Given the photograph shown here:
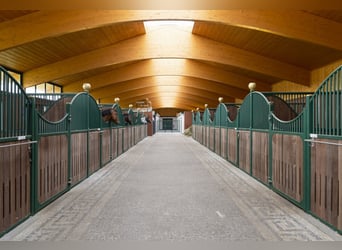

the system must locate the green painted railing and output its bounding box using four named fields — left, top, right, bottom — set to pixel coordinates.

left=310, top=66, right=342, bottom=137
left=28, top=93, right=76, bottom=116
left=263, top=91, right=312, bottom=116
left=0, top=67, right=32, bottom=141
